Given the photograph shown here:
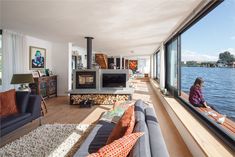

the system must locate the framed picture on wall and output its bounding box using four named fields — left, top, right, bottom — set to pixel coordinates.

left=129, top=60, right=138, bottom=73
left=29, top=46, right=46, bottom=70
